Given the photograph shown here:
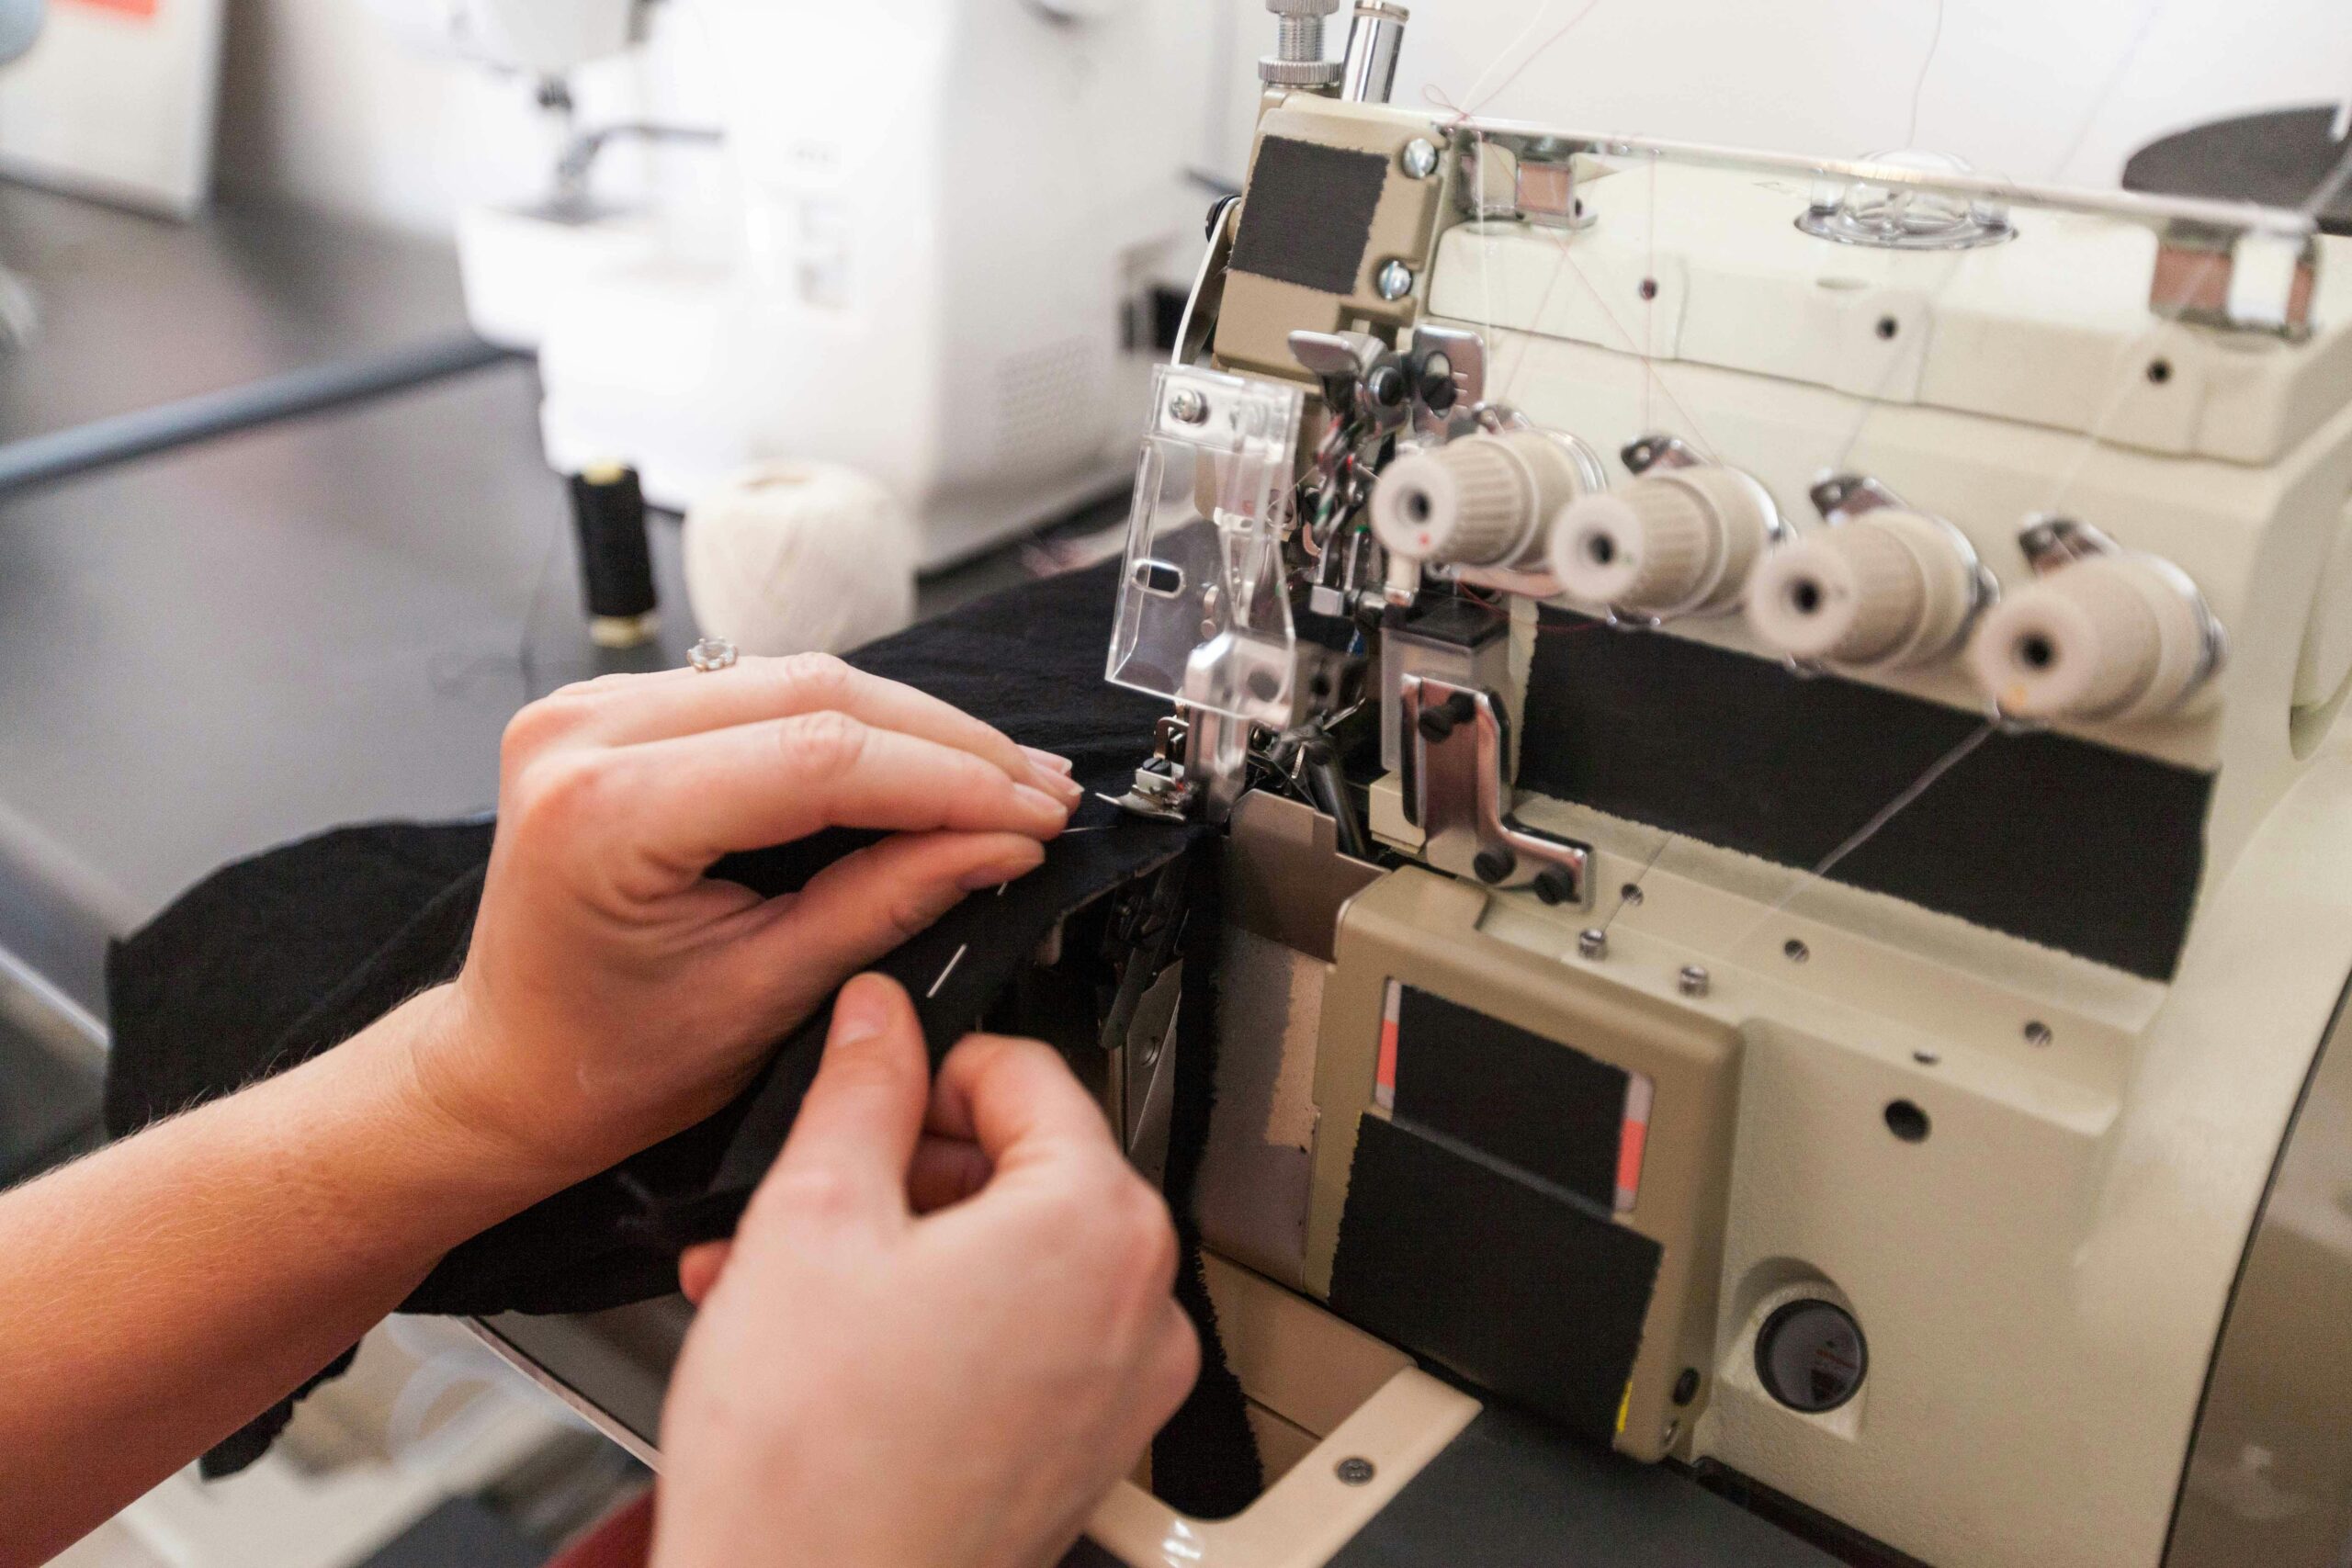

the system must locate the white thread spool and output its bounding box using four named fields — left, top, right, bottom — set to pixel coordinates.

left=682, top=462, right=917, bottom=658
